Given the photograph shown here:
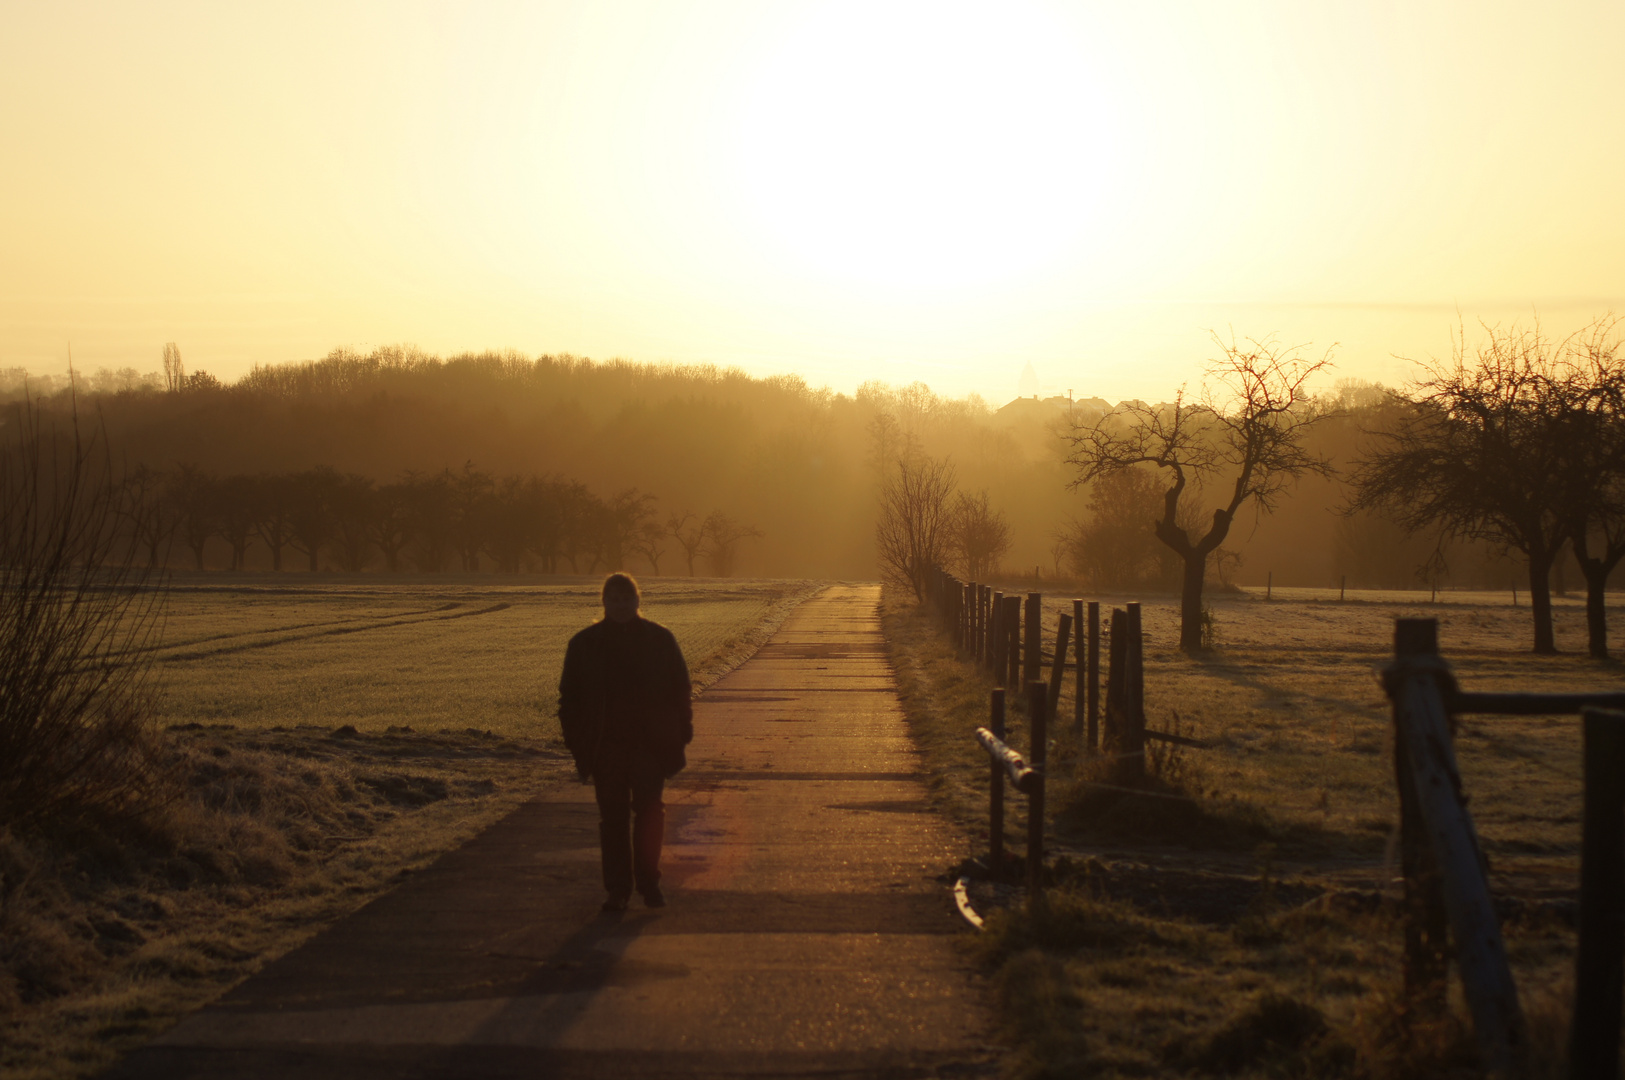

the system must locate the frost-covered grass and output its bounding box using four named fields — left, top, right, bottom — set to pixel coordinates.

left=148, top=574, right=822, bottom=736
